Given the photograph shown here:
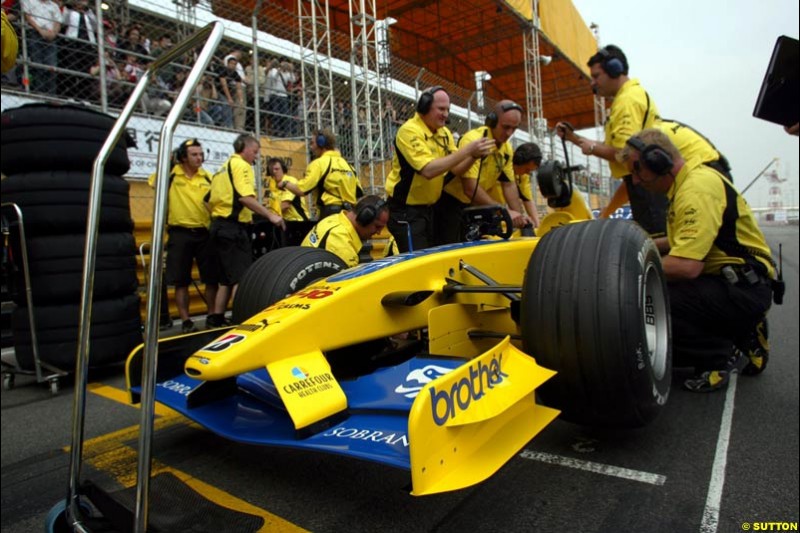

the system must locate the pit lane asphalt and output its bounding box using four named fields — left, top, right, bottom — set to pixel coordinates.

left=2, top=225, right=798, bottom=533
